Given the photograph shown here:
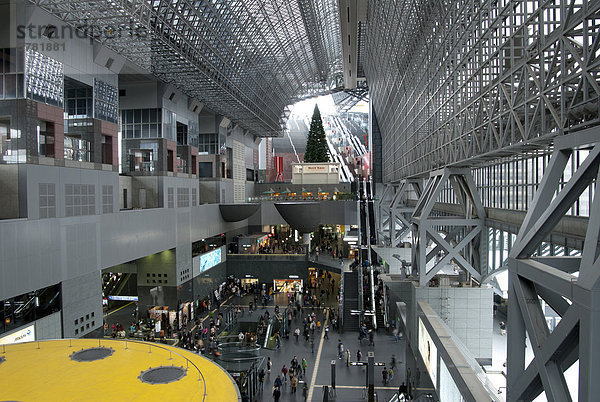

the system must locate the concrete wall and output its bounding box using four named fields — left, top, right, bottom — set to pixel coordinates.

left=20, top=164, right=119, bottom=219
left=61, top=270, right=103, bottom=338
left=0, top=202, right=248, bottom=301
left=35, top=311, right=62, bottom=340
